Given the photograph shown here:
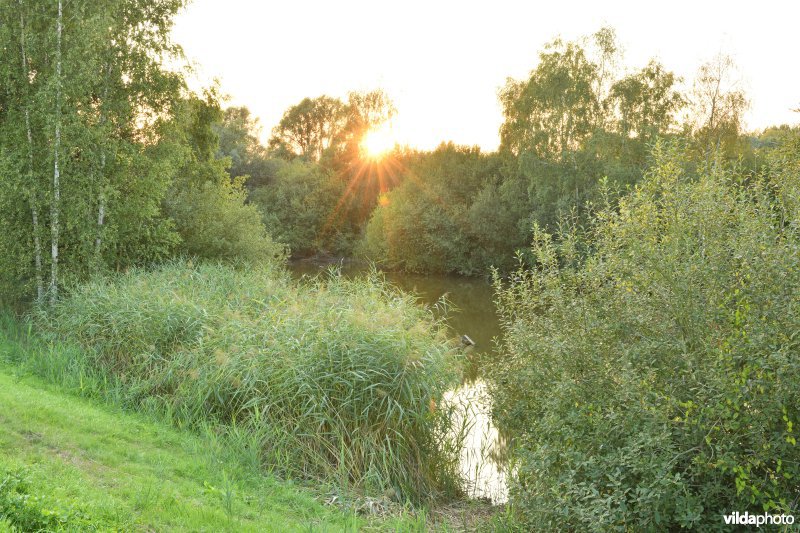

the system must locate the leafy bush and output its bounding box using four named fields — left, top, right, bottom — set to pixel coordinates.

left=36, top=261, right=464, bottom=502
left=360, top=144, right=524, bottom=275
left=168, top=176, right=286, bottom=263
left=249, top=159, right=350, bottom=256
left=490, top=141, right=800, bottom=530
